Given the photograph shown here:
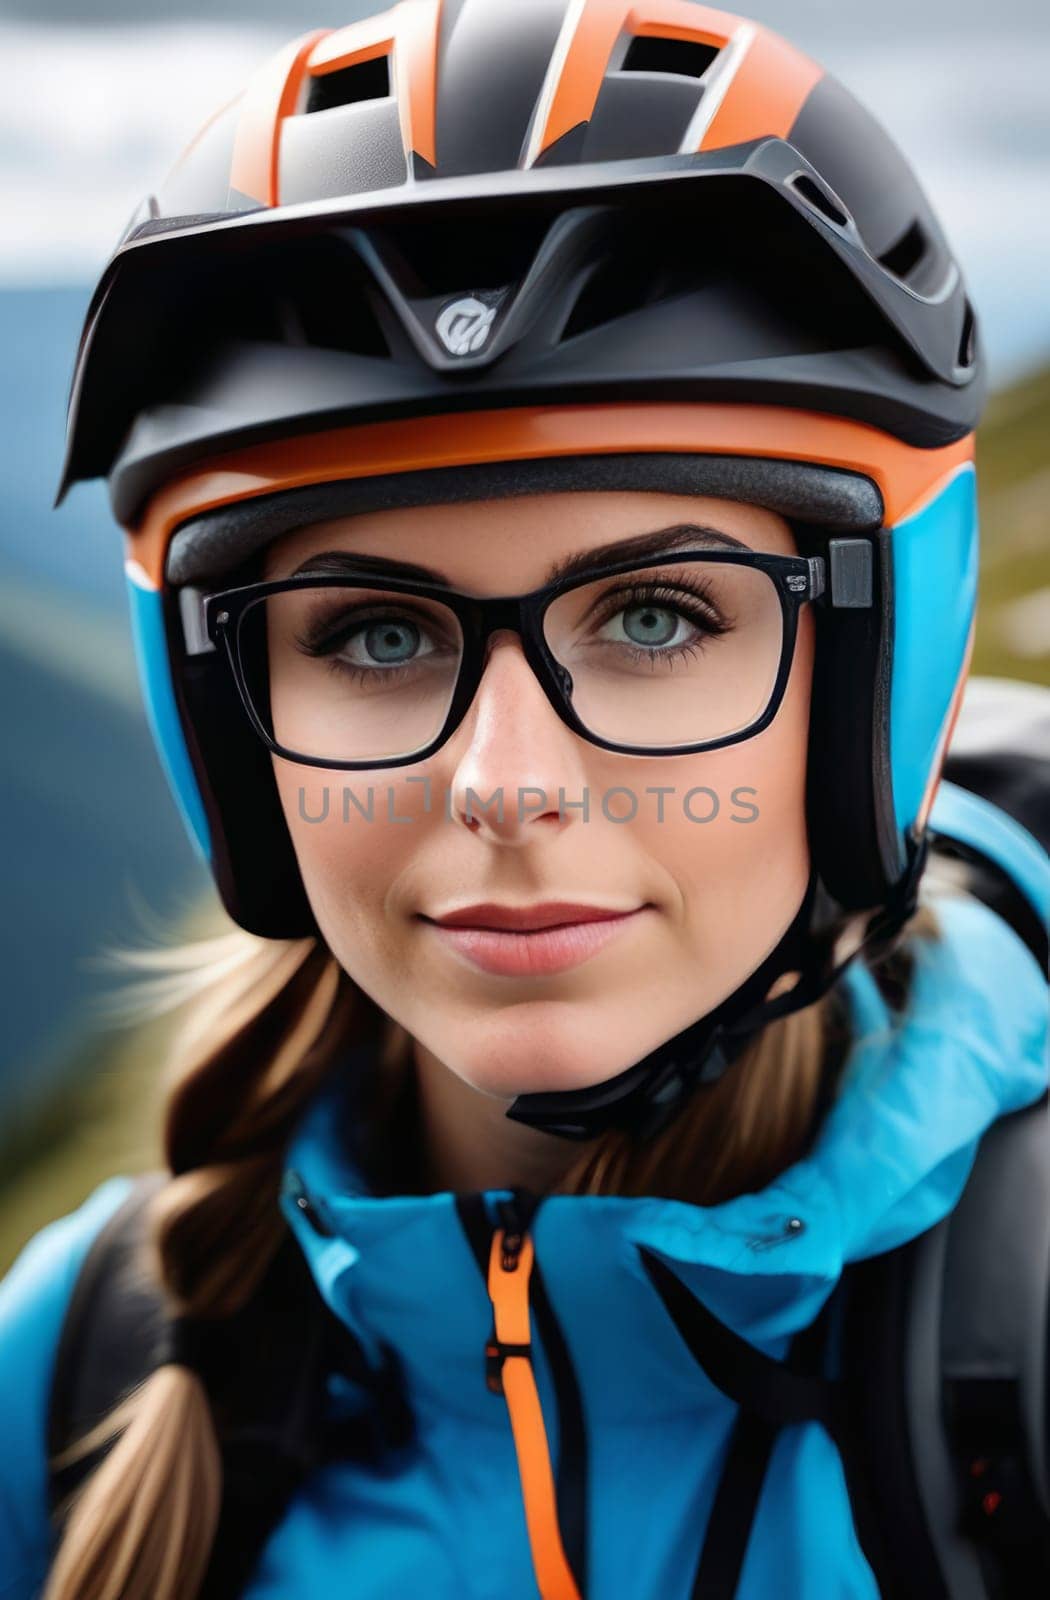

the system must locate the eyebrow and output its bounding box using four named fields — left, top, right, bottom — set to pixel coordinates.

left=285, top=524, right=751, bottom=587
